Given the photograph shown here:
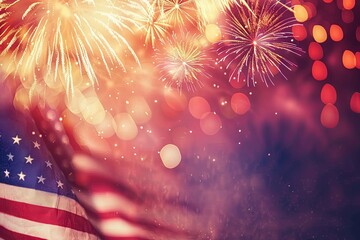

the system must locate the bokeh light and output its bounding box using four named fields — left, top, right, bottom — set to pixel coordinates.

left=126, top=95, right=152, bottom=124
left=312, top=25, right=327, bottom=43
left=200, top=112, right=222, bottom=135
left=308, top=42, right=323, bottom=60
left=350, top=92, right=360, bottom=113
left=205, top=24, right=222, bottom=43
left=321, top=103, right=339, bottom=128
left=343, top=0, right=355, bottom=10
left=312, top=60, right=328, bottom=81
left=292, top=24, right=308, bottom=41
left=294, top=5, right=308, bottom=22
left=356, top=52, right=360, bottom=69
left=231, top=93, right=251, bottom=115
left=114, top=113, right=138, bottom=141
left=329, top=24, right=344, bottom=42
left=164, top=88, right=188, bottom=112
left=342, top=50, right=356, bottom=69
left=189, top=96, right=211, bottom=119
left=321, top=84, right=337, bottom=105
left=341, top=10, right=354, bottom=23
left=160, top=144, right=182, bottom=169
